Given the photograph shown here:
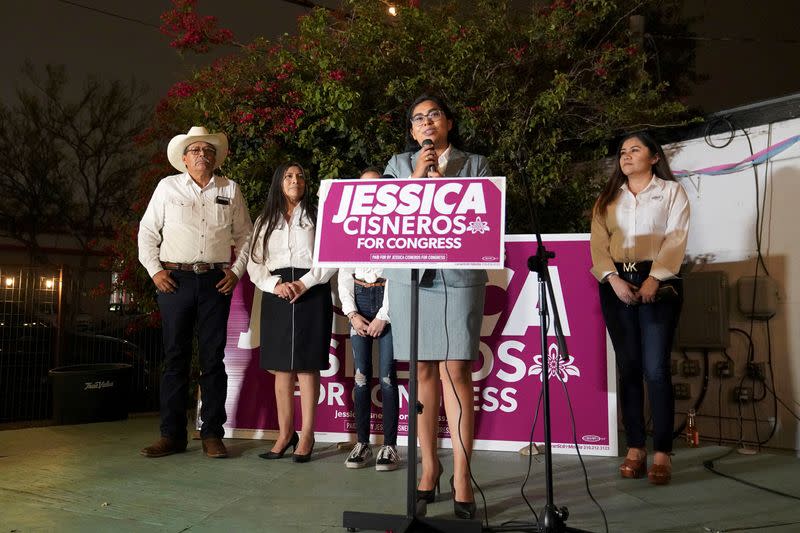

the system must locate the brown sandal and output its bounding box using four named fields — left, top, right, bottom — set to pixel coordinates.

left=648, top=462, right=672, bottom=485
left=619, top=450, right=647, bottom=479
